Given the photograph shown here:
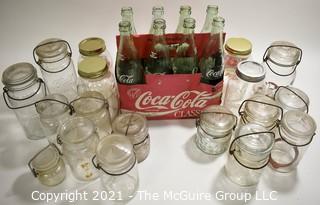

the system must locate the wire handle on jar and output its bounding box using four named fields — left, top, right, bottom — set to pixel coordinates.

left=273, top=86, right=309, bottom=113
left=70, top=96, right=109, bottom=110
left=262, top=45, right=302, bottom=77
left=33, top=39, right=73, bottom=73
left=28, top=143, right=62, bottom=178
left=35, top=98, right=75, bottom=115
left=276, top=124, right=315, bottom=147
left=228, top=131, right=275, bottom=170
left=269, top=138, right=299, bottom=169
